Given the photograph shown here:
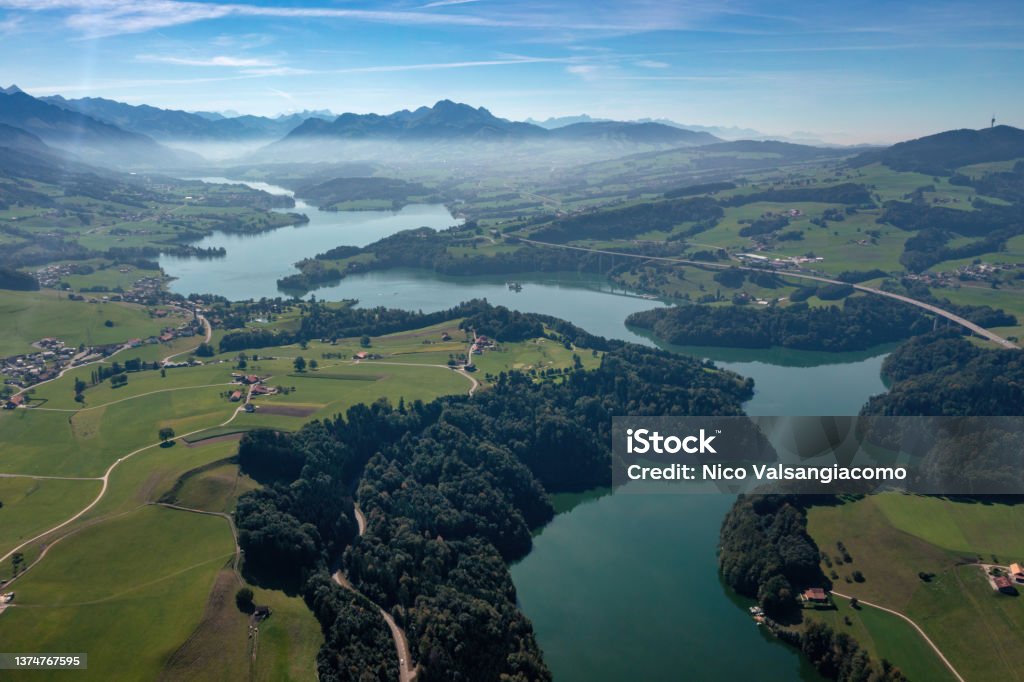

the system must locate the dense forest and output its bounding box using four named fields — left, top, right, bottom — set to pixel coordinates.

left=862, top=330, right=1024, bottom=416
left=0, top=266, right=39, bottom=290
left=232, top=304, right=754, bottom=680
left=719, top=494, right=825, bottom=617
left=626, top=297, right=934, bottom=351
left=720, top=495, right=910, bottom=681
